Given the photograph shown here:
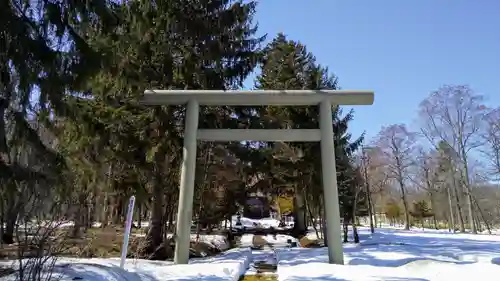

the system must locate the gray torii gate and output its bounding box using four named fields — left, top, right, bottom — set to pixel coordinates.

left=141, top=89, right=374, bottom=265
